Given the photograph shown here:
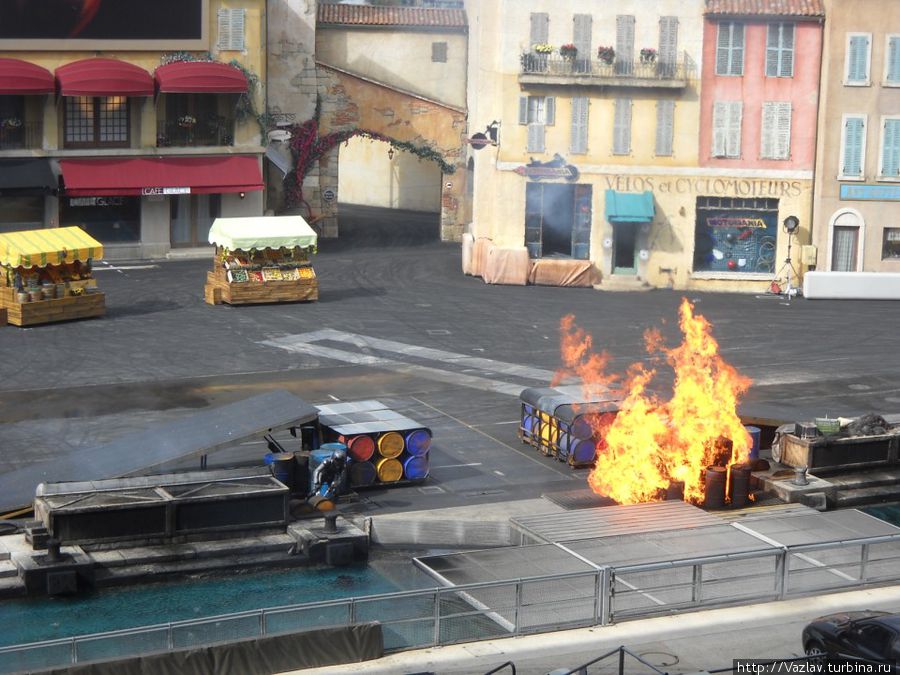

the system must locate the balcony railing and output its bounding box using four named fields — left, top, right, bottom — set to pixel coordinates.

left=520, top=52, right=692, bottom=88
left=157, top=117, right=234, bottom=148
left=0, top=121, right=42, bottom=150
